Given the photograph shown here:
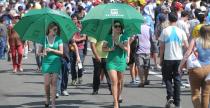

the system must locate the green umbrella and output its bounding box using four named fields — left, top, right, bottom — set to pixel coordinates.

left=14, top=8, right=78, bottom=43
left=81, top=3, right=144, bottom=41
